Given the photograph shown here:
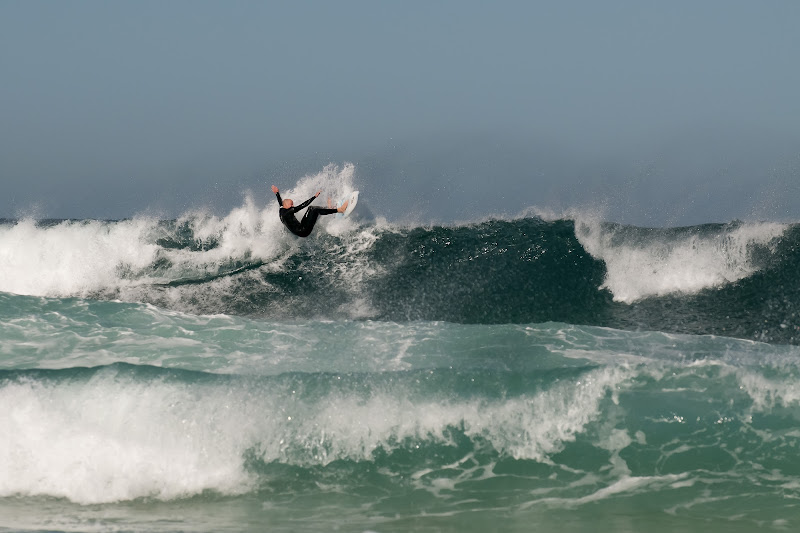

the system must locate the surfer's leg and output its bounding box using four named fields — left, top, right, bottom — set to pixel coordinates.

left=304, top=206, right=338, bottom=219
left=299, top=206, right=338, bottom=234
